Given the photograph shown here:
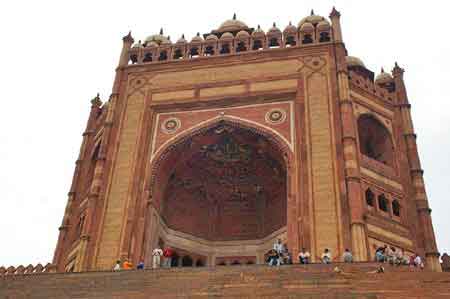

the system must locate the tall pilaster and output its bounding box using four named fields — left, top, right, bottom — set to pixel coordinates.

left=92, top=32, right=135, bottom=269
left=392, top=63, right=441, bottom=271
left=53, top=94, right=103, bottom=271
left=332, top=8, right=368, bottom=261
